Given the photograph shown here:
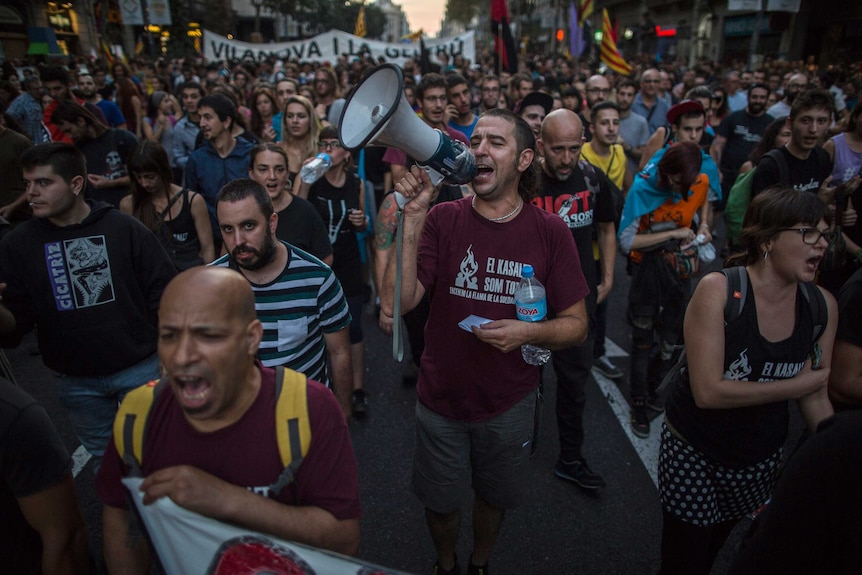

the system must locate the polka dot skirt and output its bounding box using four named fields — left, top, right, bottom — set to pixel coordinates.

left=658, top=423, right=782, bottom=527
